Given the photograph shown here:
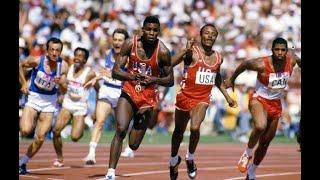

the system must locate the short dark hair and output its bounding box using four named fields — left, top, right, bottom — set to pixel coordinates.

left=200, top=24, right=218, bottom=36
left=143, top=15, right=160, bottom=27
left=74, top=47, right=89, bottom=60
left=272, top=37, right=288, bottom=48
left=46, top=37, right=63, bottom=51
left=113, top=28, right=129, bottom=40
